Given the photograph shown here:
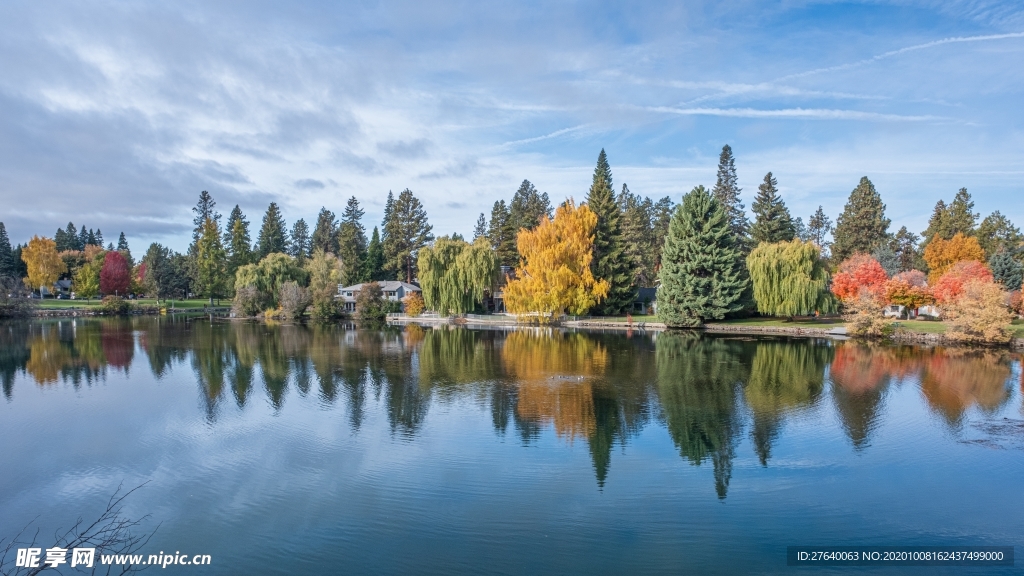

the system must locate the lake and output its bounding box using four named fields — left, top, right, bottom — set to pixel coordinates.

left=1, top=317, right=1021, bottom=574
